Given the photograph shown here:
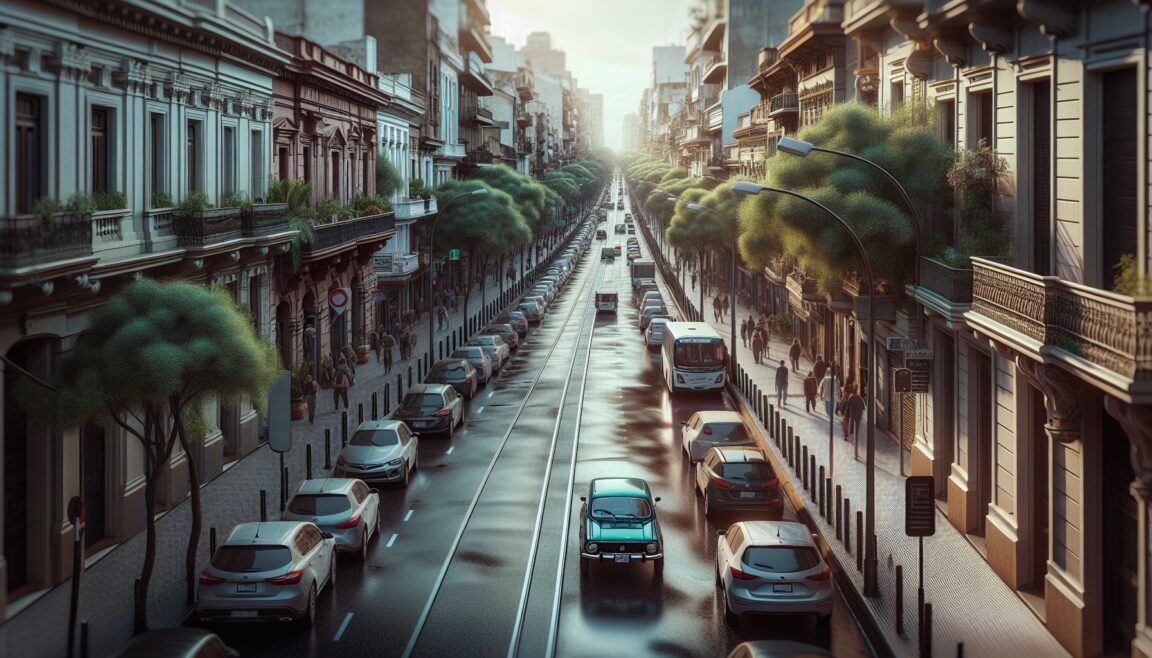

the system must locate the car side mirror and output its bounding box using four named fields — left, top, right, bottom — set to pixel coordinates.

left=579, top=496, right=586, bottom=502
left=654, top=497, right=661, bottom=503
left=321, top=531, right=334, bottom=539
left=679, top=421, right=687, bottom=426
left=370, top=488, right=380, bottom=496
left=716, top=529, right=727, bottom=536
